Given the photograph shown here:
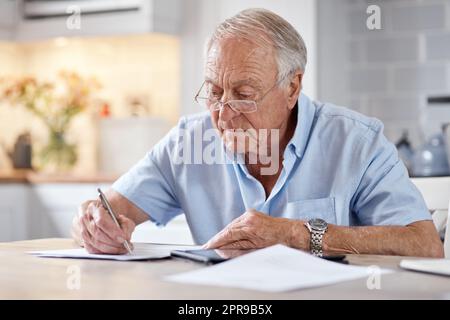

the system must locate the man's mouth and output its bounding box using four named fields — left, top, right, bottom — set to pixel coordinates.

left=221, top=127, right=259, bottom=143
